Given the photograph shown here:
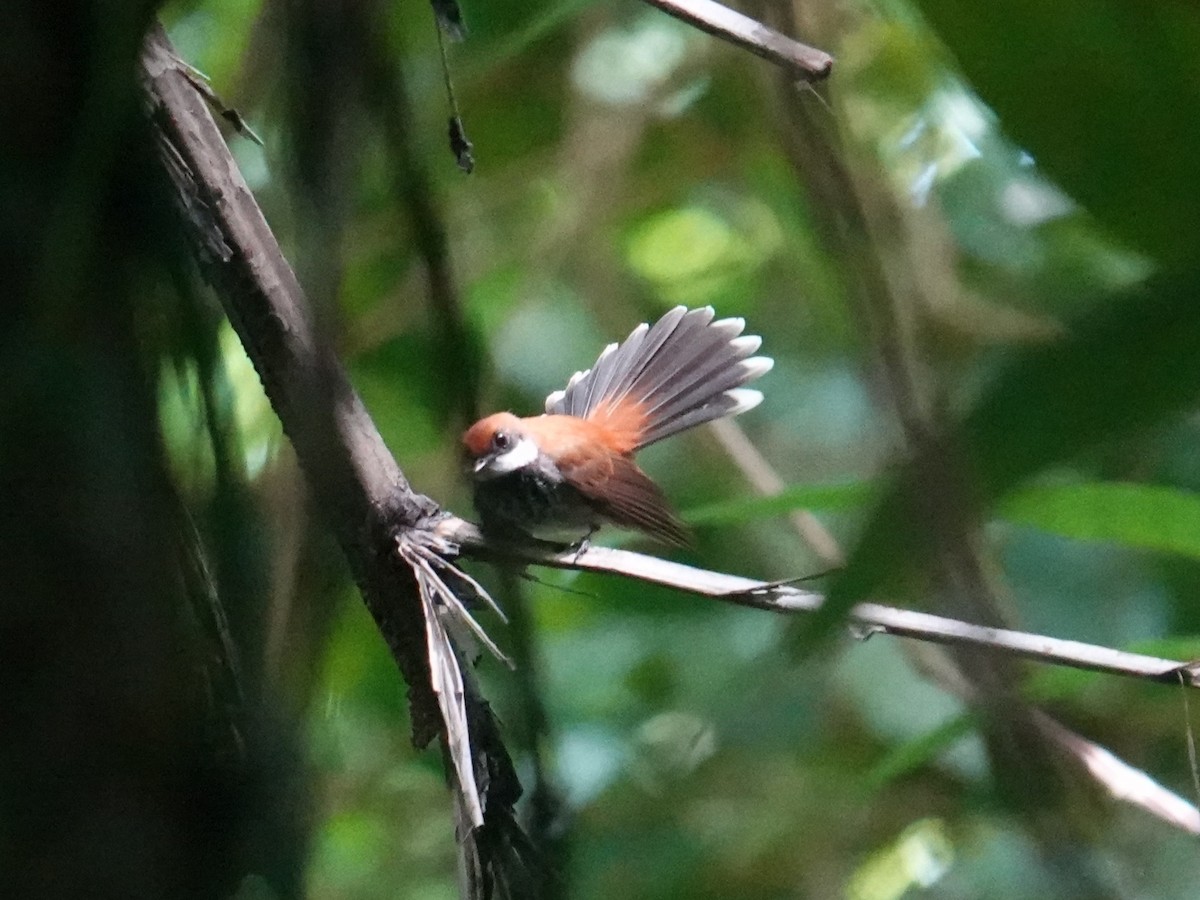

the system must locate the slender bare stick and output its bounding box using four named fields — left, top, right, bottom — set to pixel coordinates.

left=1036, top=712, right=1200, bottom=834
left=708, top=392, right=1200, bottom=833
left=438, top=517, right=1200, bottom=688
left=640, top=0, right=833, bottom=80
